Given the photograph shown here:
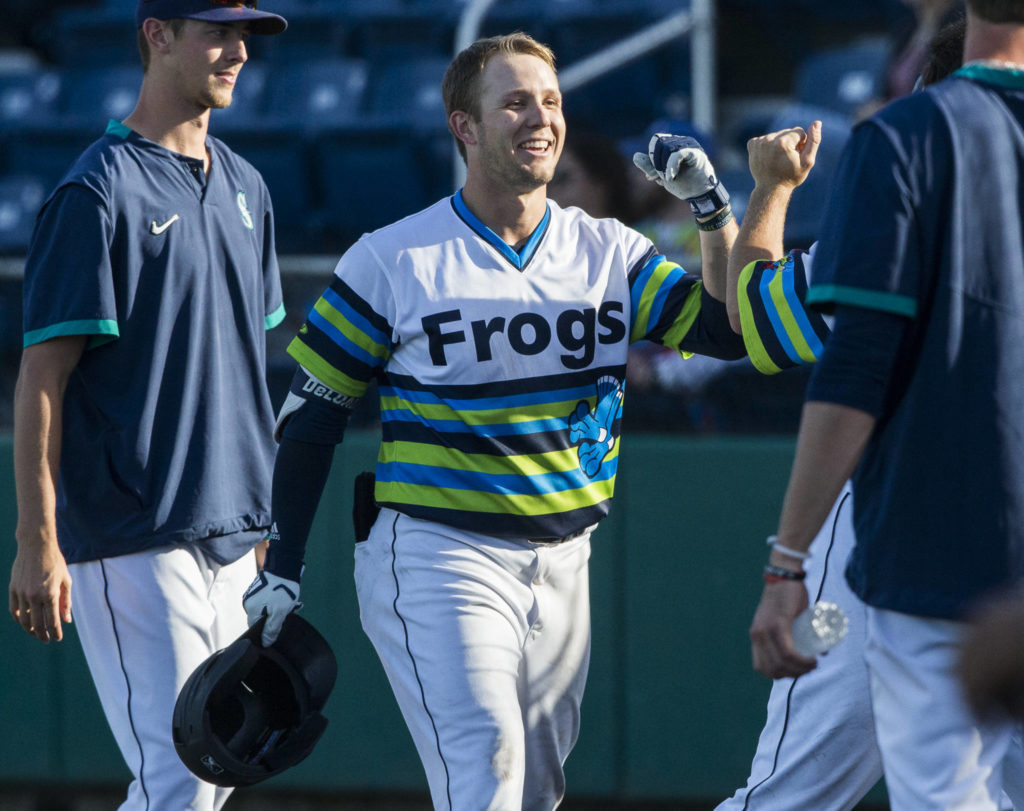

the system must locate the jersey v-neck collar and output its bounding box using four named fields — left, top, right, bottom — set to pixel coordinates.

left=451, top=189, right=550, bottom=272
